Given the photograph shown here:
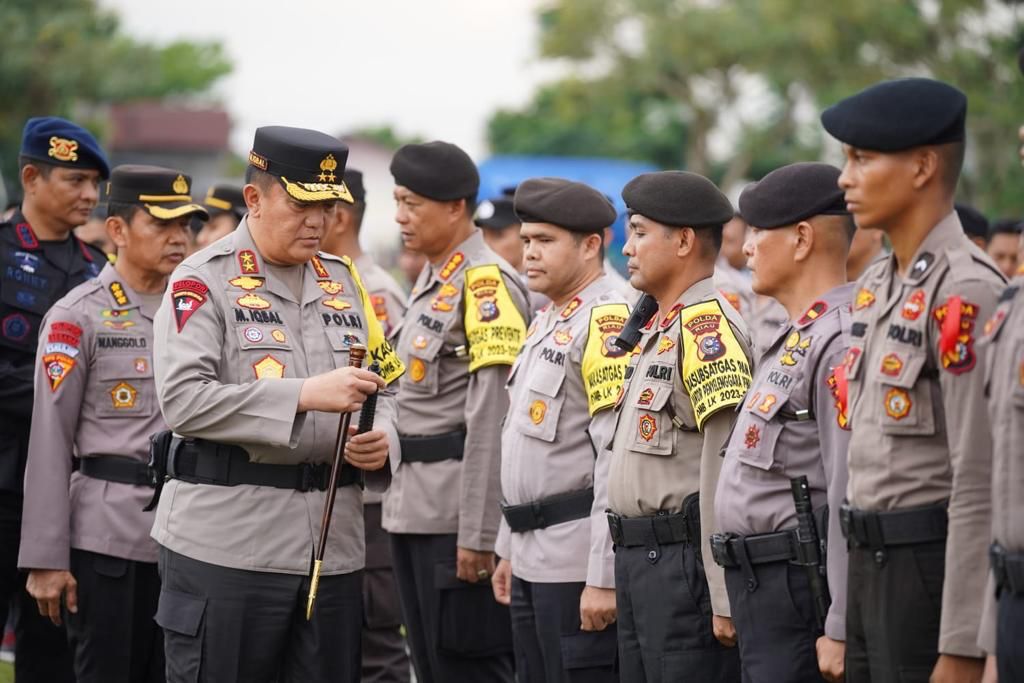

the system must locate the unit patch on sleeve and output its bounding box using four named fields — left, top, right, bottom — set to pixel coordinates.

left=581, top=303, right=630, bottom=415
left=171, top=279, right=209, bottom=332
left=679, top=300, right=752, bottom=430
left=932, top=296, right=979, bottom=375
left=463, top=265, right=527, bottom=372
